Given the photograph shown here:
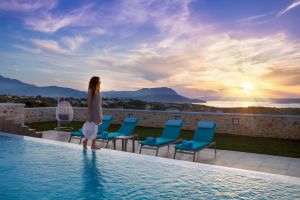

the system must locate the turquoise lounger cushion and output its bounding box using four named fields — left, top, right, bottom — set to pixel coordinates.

left=146, top=137, right=156, bottom=144
left=166, top=120, right=183, bottom=127
left=102, top=115, right=113, bottom=121
left=71, top=132, right=82, bottom=137
left=96, top=132, right=123, bottom=140
left=193, top=121, right=216, bottom=142
left=118, top=118, right=138, bottom=135
left=140, top=137, right=175, bottom=146
left=98, top=116, right=113, bottom=133
left=175, top=141, right=210, bottom=151
left=124, top=117, right=138, bottom=123
left=182, top=140, right=193, bottom=148
left=197, top=121, right=216, bottom=129
left=161, top=126, right=182, bottom=139
left=71, top=131, right=83, bottom=137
